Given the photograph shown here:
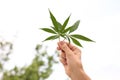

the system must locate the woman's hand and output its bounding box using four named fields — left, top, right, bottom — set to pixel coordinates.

left=57, top=41, right=91, bottom=80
